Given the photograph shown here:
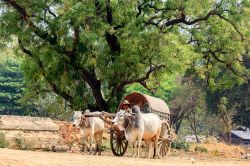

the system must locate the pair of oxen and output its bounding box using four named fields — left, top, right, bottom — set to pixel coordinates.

left=71, top=106, right=162, bottom=158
